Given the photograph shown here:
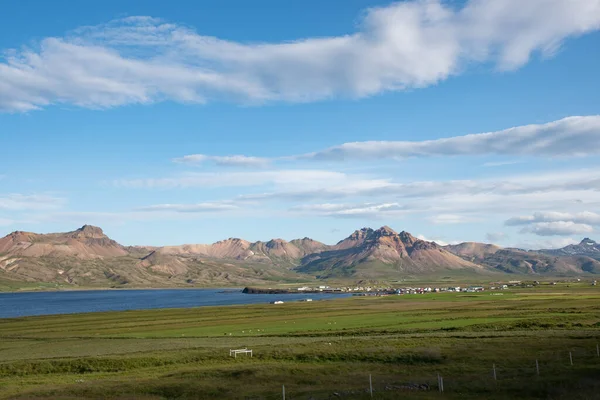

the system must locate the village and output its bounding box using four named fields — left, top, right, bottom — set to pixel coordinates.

left=296, top=284, right=491, bottom=295
left=292, top=279, right=595, bottom=296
